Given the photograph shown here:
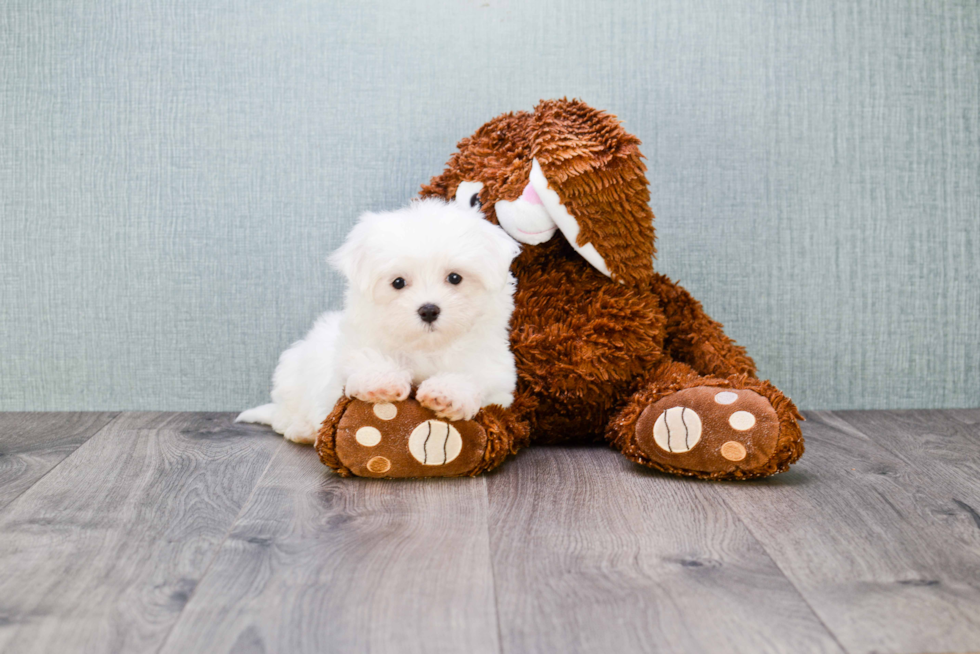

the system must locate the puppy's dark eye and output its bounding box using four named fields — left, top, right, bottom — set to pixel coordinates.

left=447, top=272, right=463, bottom=285
left=469, top=193, right=481, bottom=209
left=391, top=277, right=406, bottom=290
